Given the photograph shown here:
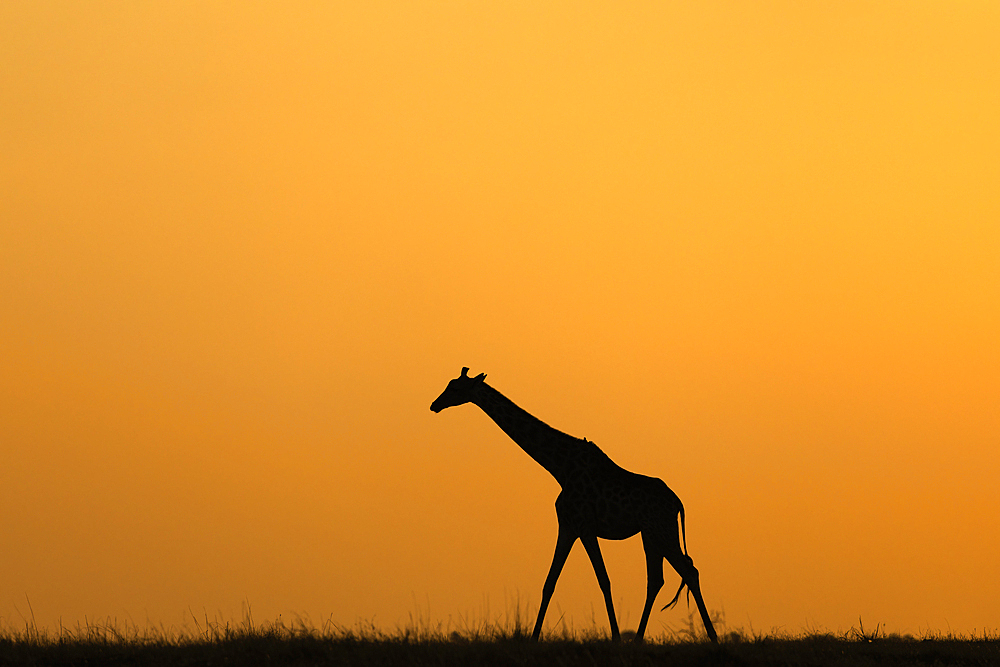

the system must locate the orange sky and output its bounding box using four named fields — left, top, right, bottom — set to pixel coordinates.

left=2, top=2, right=999, bottom=637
